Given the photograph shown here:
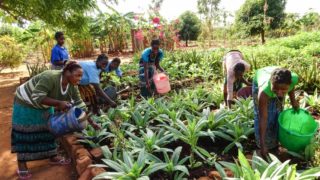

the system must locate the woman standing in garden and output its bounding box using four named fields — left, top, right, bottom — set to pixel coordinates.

left=223, top=50, right=251, bottom=108
left=50, top=31, right=69, bottom=70
left=253, top=66, right=299, bottom=157
left=138, top=39, right=165, bottom=97
left=12, top=61, right=86, bottom=179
